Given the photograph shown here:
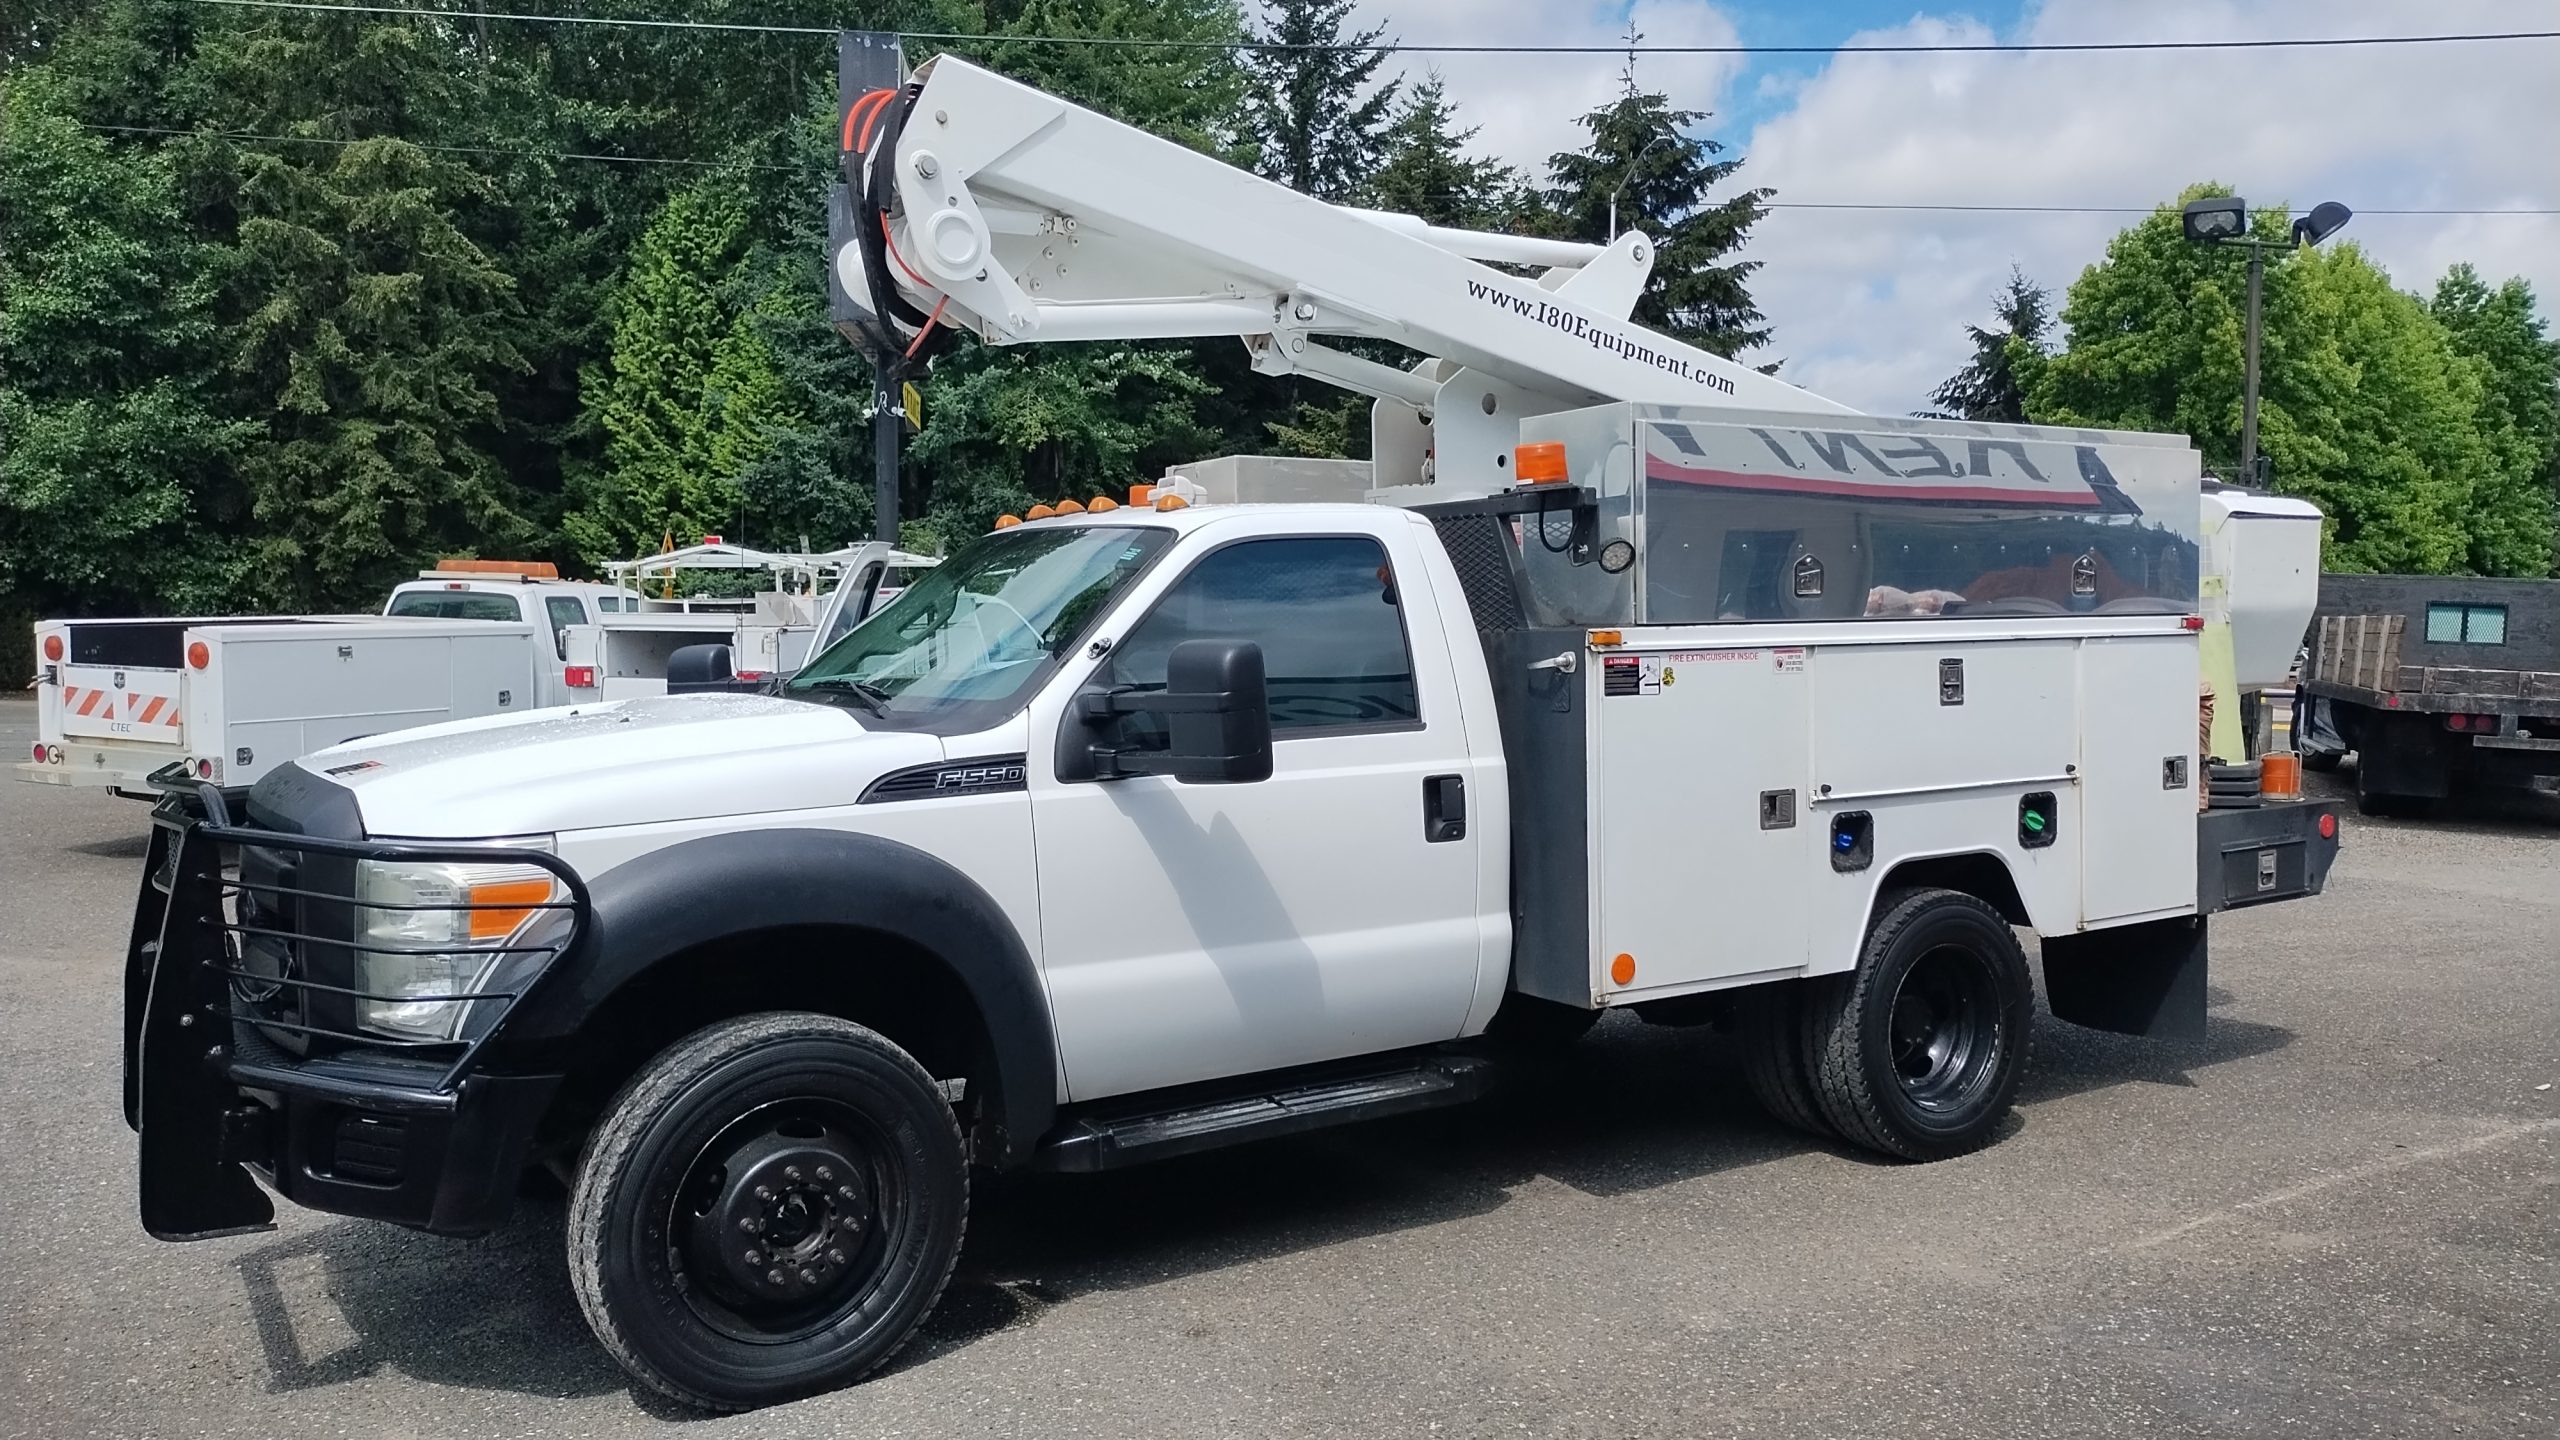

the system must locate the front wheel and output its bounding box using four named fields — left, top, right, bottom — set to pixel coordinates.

left=568, top=1013, right=968, bottom=1411
left=1803, top=889, right=2033, bottom=1162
